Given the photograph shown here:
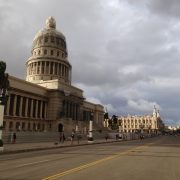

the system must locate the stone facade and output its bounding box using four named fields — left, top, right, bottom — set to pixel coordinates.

left=118, top=106, right=164, bottom=133
left=3, top=17, right=104, bottom=133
